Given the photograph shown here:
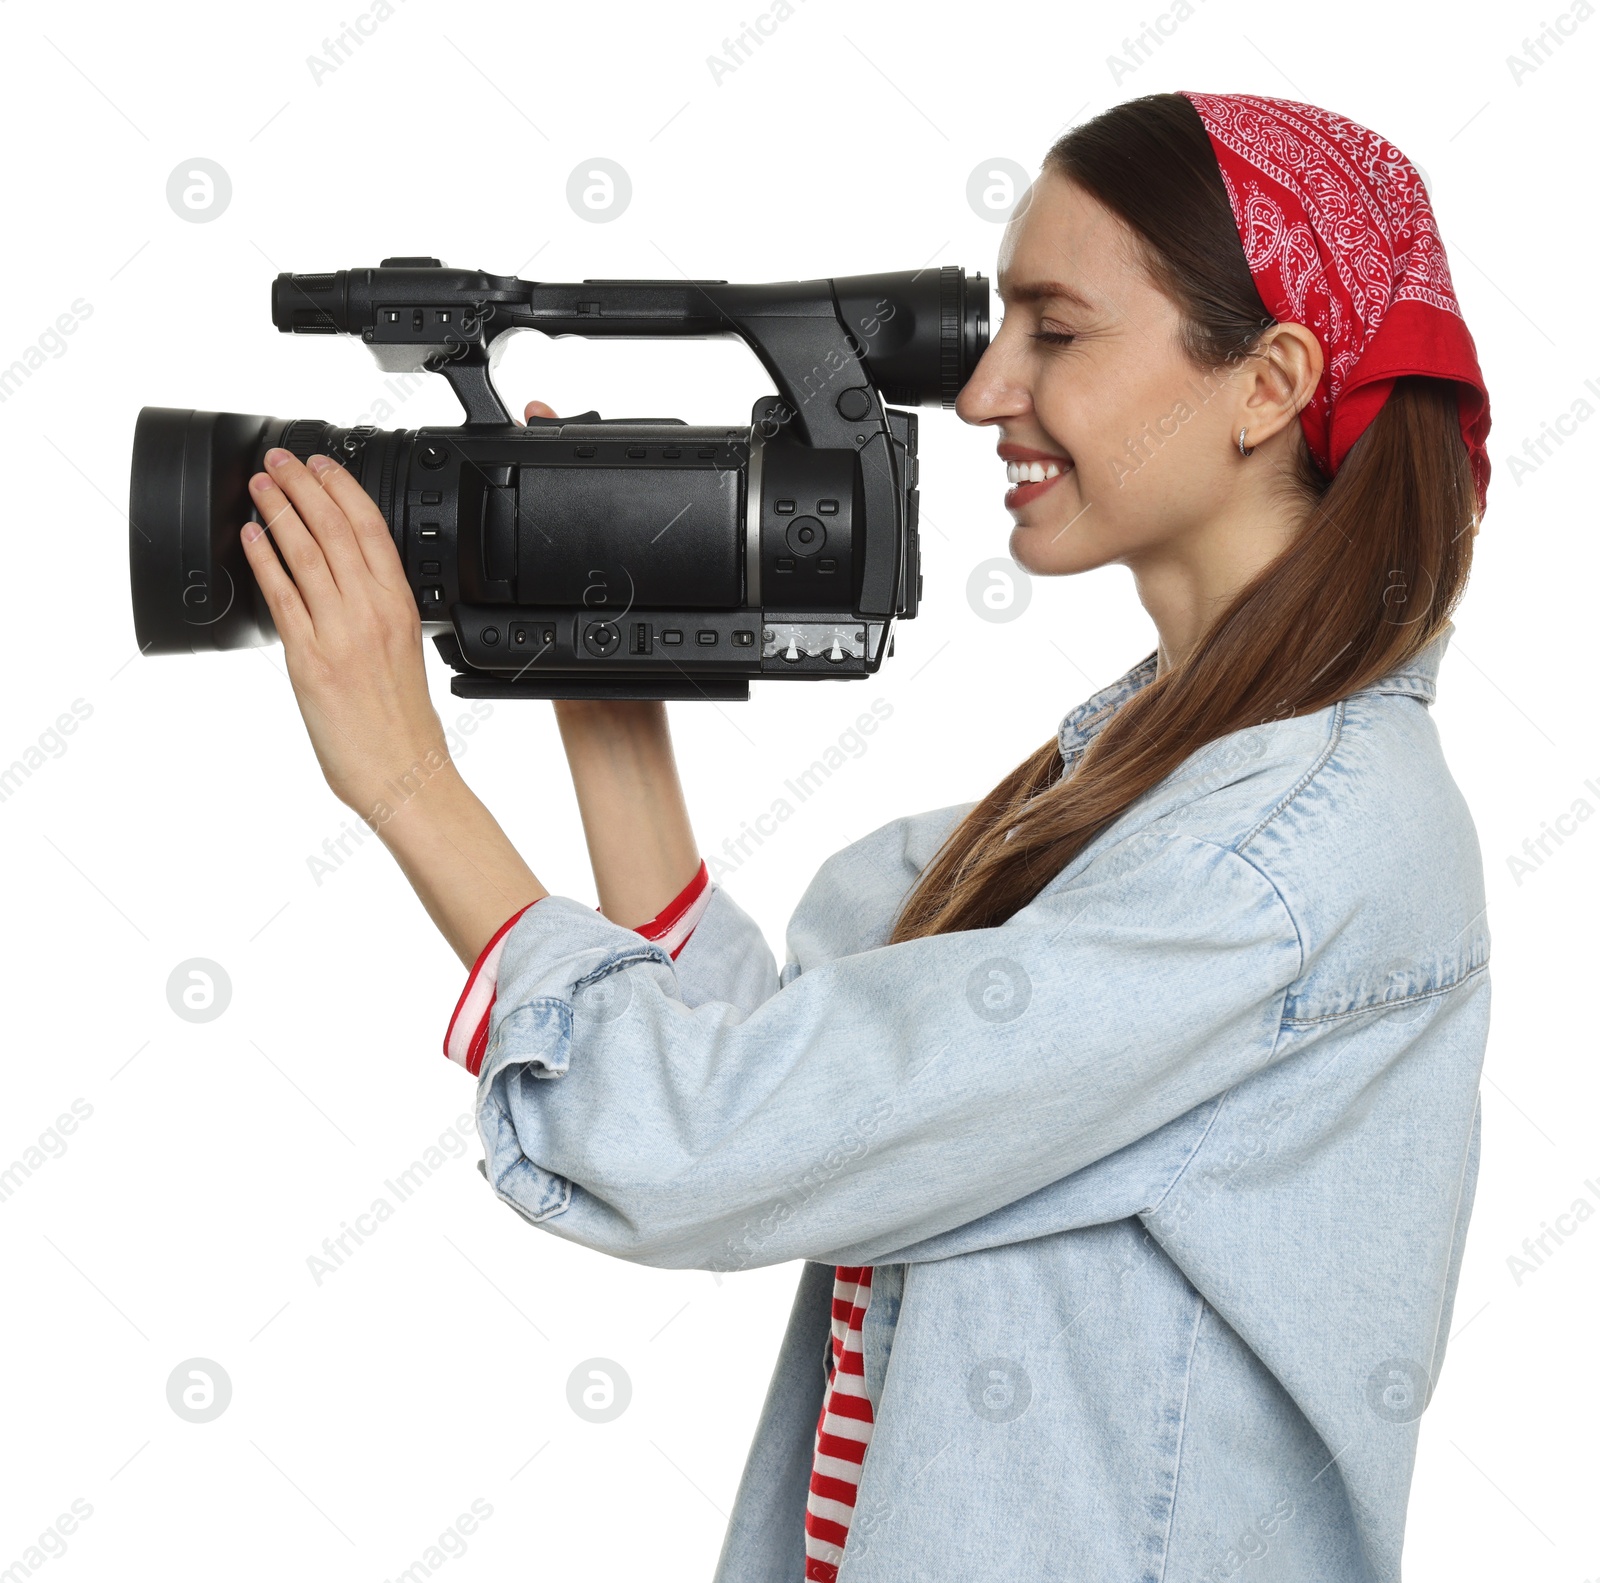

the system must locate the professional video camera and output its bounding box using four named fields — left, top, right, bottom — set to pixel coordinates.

left=128, top=258, right=988, bottom=700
